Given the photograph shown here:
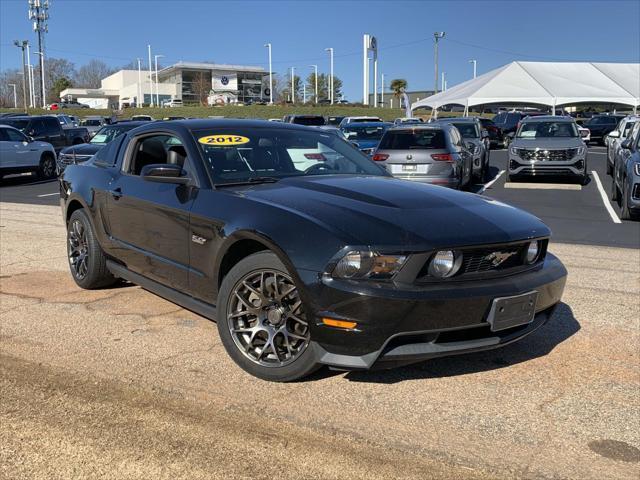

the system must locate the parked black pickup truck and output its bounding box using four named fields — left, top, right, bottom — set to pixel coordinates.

left=0, top=115, right=89, bottom=152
